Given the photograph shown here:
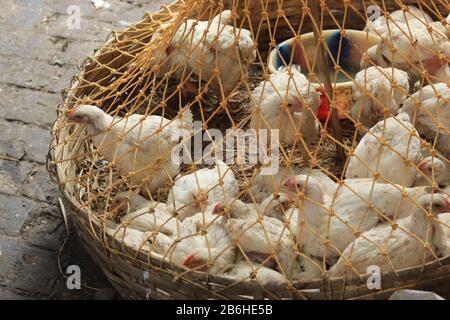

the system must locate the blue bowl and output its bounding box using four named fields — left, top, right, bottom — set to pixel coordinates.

left=268, top=30, right=380, bottom=119
left=268, top=29, right=380, bottom=84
